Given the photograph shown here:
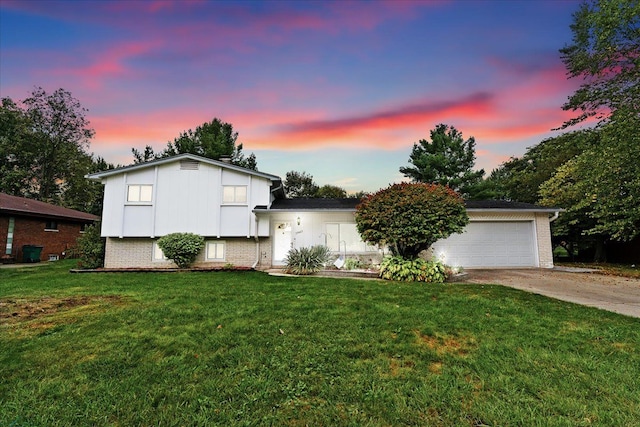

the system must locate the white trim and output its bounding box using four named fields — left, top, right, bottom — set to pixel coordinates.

left=150, top=166, right=159, bottom=238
